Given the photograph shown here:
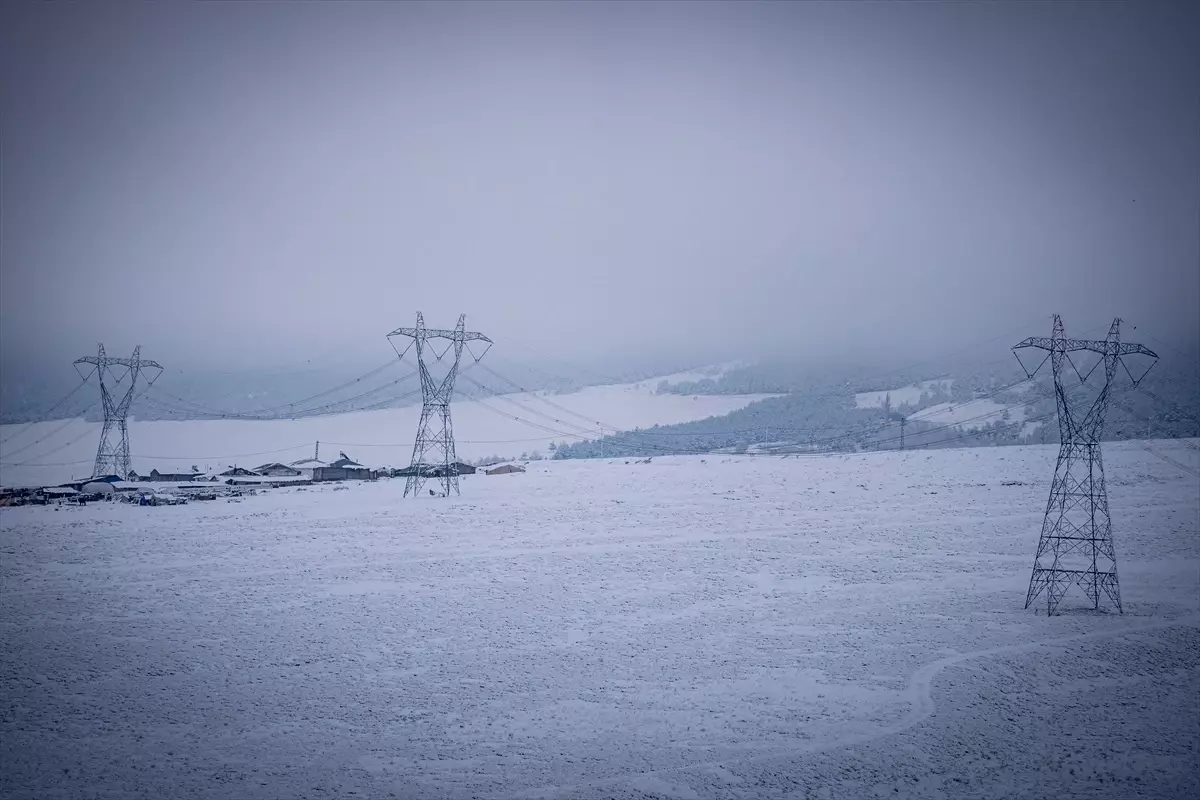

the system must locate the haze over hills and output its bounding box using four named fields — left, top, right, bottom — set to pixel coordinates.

left=4, top=331, right=1197, bottom=488
left=0, top=364, right=775, bottom=487
left=555, top=342, right=1200, bottom=460
left=0, top=351, right=704, bottom=426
